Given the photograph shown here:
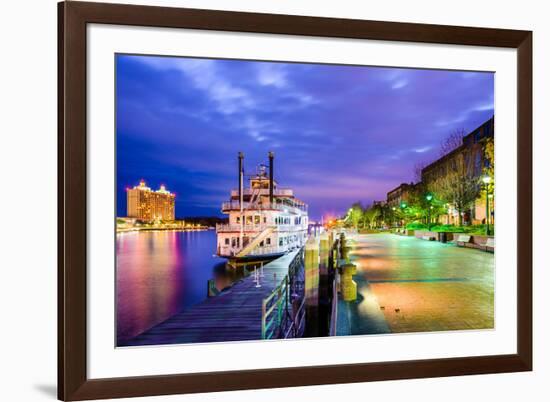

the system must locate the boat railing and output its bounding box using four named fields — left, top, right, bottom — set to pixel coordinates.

left=216, top=223, right=271, bottom=232
left=230, top=188, right=294, bottom=197
left=216, top=223, right=308, bottom=234
left=247, top=245, right=281, bottom=256
left=221, top=201, right=307, bottom=213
